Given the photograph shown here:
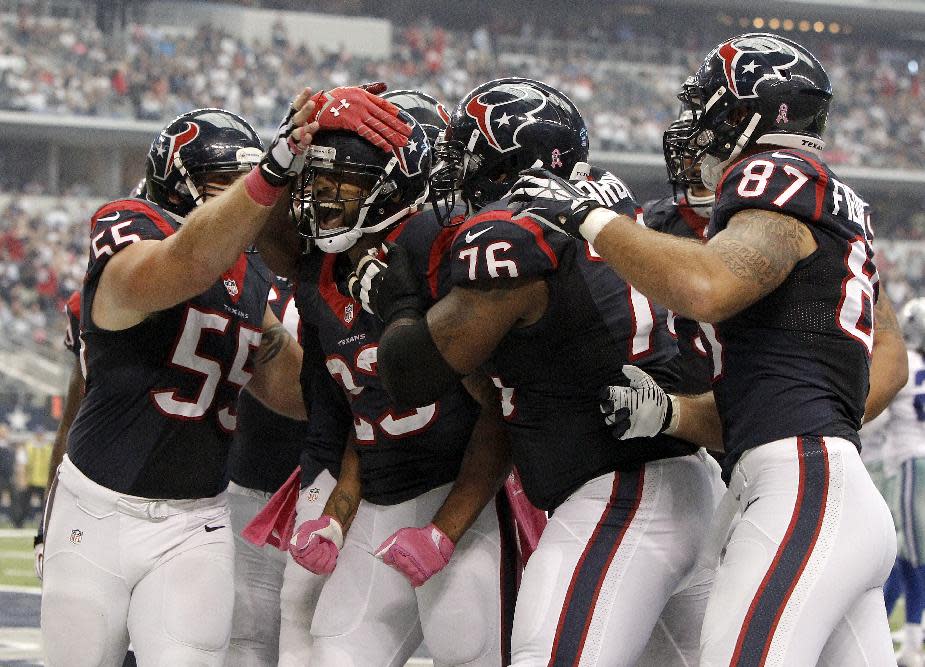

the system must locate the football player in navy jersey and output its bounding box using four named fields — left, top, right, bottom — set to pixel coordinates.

left=643, top=110, right=716, bottom=396
left=35, top=291, right=83, bottom=581
left=40, top=87, right=412, bottom=667
left=506, top=34, right=908, bottom=664
left=257, top=109, right=514, bottom=666
left=350, top=77, right=724, bottom=666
